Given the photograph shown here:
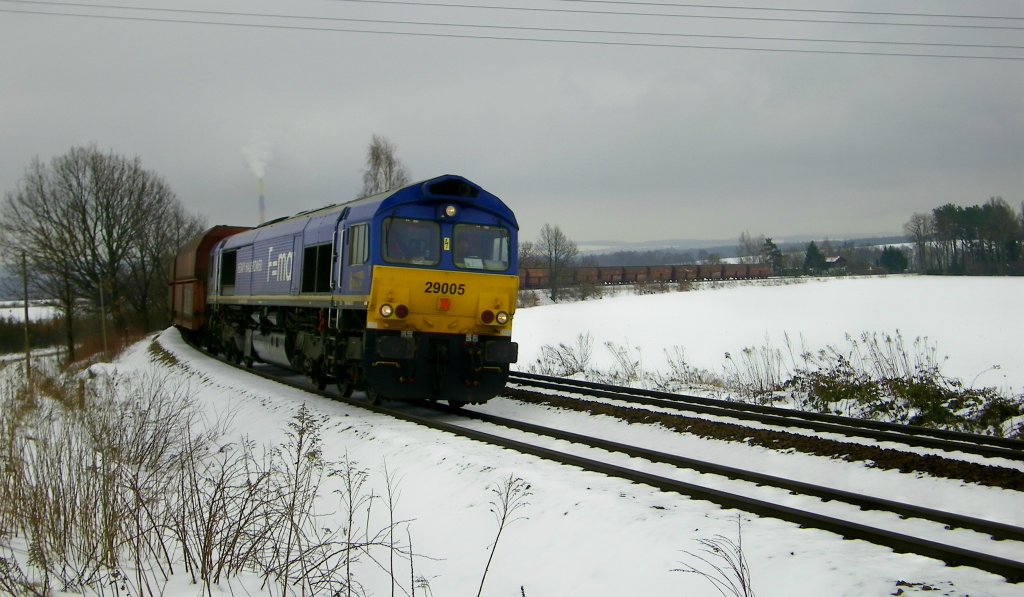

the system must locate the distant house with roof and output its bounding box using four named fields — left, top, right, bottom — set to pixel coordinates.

left=825, top=255, right=847, bottom=271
